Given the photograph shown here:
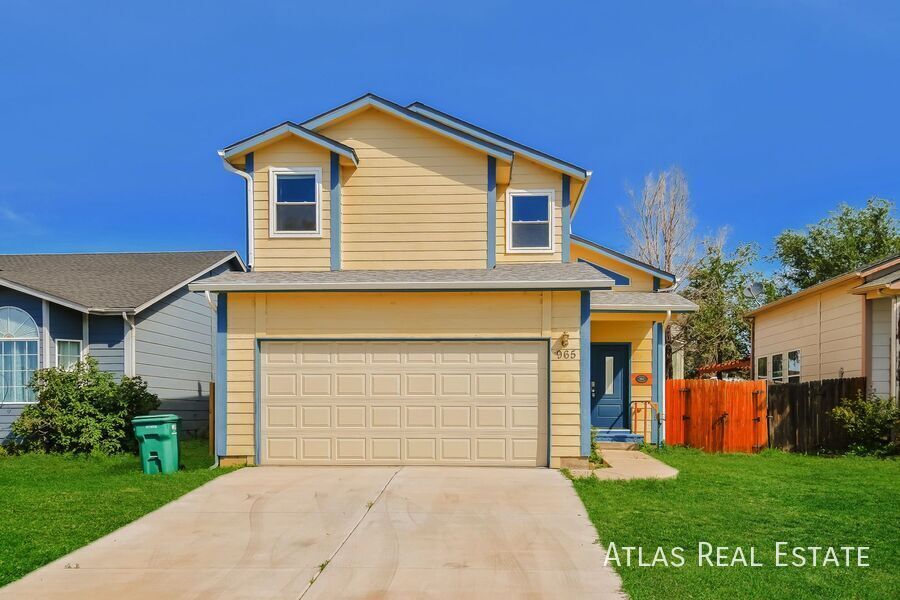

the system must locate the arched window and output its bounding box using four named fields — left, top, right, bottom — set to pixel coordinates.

left=0, top=307, right=40, bottom=403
